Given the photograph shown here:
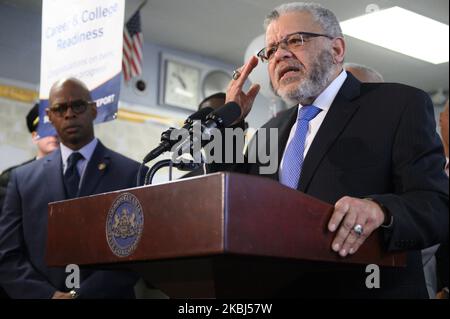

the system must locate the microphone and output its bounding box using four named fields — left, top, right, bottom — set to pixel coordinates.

left=183, top=107, right=214, bottom=129
left=142, top=107, right=214, bottom=164
left=174, top=102, right=242, bottom=156
left=202, top=101, right=242, bottom=136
